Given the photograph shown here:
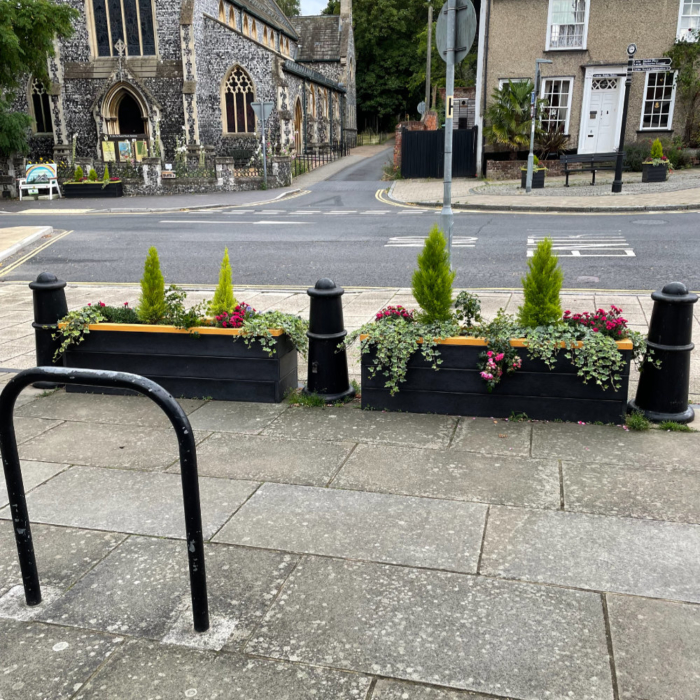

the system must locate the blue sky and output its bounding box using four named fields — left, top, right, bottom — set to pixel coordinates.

left=300, top=0, right=328, bottom=15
